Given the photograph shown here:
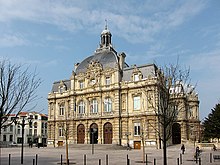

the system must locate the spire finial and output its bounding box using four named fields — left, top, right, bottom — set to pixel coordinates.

left=105, top=19, right=108, bottom=30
